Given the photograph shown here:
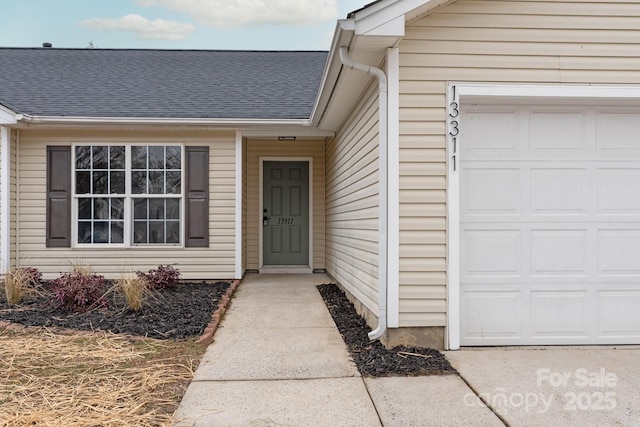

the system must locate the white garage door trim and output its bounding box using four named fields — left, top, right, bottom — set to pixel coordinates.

left=446, top=84, right=640, bottom=350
